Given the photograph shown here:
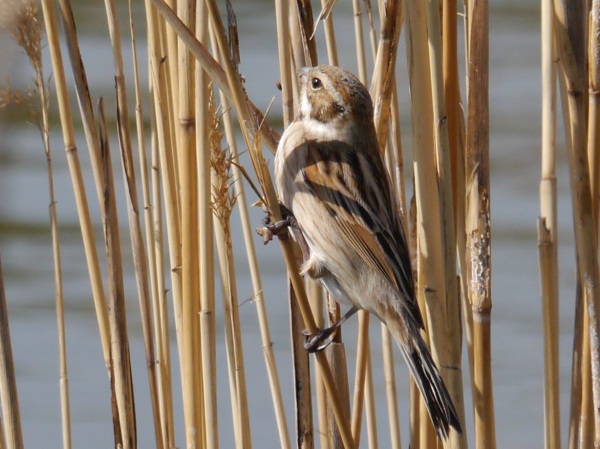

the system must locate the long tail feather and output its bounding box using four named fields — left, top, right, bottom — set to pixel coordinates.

left=397, top=333, right=462, bottom=439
